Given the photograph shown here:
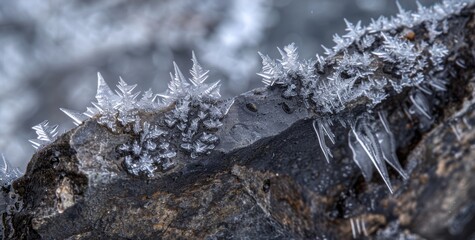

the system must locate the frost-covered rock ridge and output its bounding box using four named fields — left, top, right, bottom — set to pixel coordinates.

left=20, top=0, right=474, bottom=189
left=257, top=0, right=473, bottom=192
left=57, top=53, right=232, bottom=177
